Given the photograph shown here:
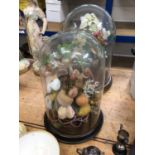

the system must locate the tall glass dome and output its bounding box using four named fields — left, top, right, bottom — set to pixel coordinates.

left=63, top=4, right=116, bottom=90
left=39, top=31, right=105, bottom=143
